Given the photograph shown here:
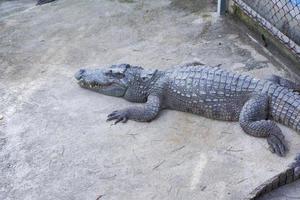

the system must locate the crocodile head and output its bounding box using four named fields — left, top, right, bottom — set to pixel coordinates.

left=75, top=63, right=158, bottom=101
left=75, top=64, right=132, bottom=97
